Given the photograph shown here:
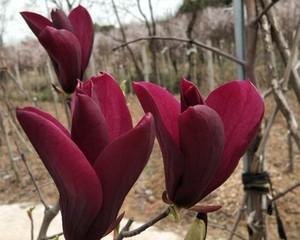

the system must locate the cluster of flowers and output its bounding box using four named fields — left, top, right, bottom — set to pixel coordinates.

left=17, top=5, right=264, bottom=240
